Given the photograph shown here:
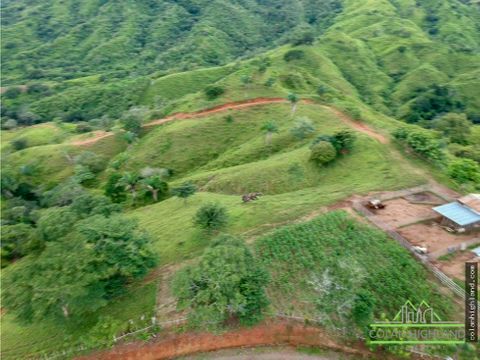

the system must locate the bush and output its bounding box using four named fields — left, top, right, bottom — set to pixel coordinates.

left=204, top=86, right=225, bottom=100
left=448, top=158, right=480, bottom=184
left=331, top=130, right=356, bottom=153
left=75, top=122, right=93, bottom=133
left=393, top=127, right=444, bottom=162
left=310, top=141, right=337, bottom=165
left=193, top=203, right=229, bottom=231
left=3, top=87, right=22, bottom=99
left=290, top=117, right=316, bottom=139
left=11, top=138, right=28, bottom=151
left=283, top=49, right=305, bottom=62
